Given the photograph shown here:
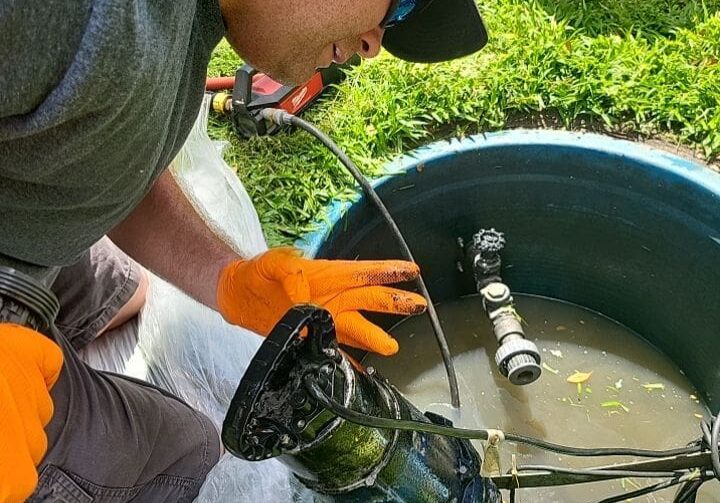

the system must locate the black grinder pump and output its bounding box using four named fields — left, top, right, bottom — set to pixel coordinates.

left=222, top=306, right=500, bottom=502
